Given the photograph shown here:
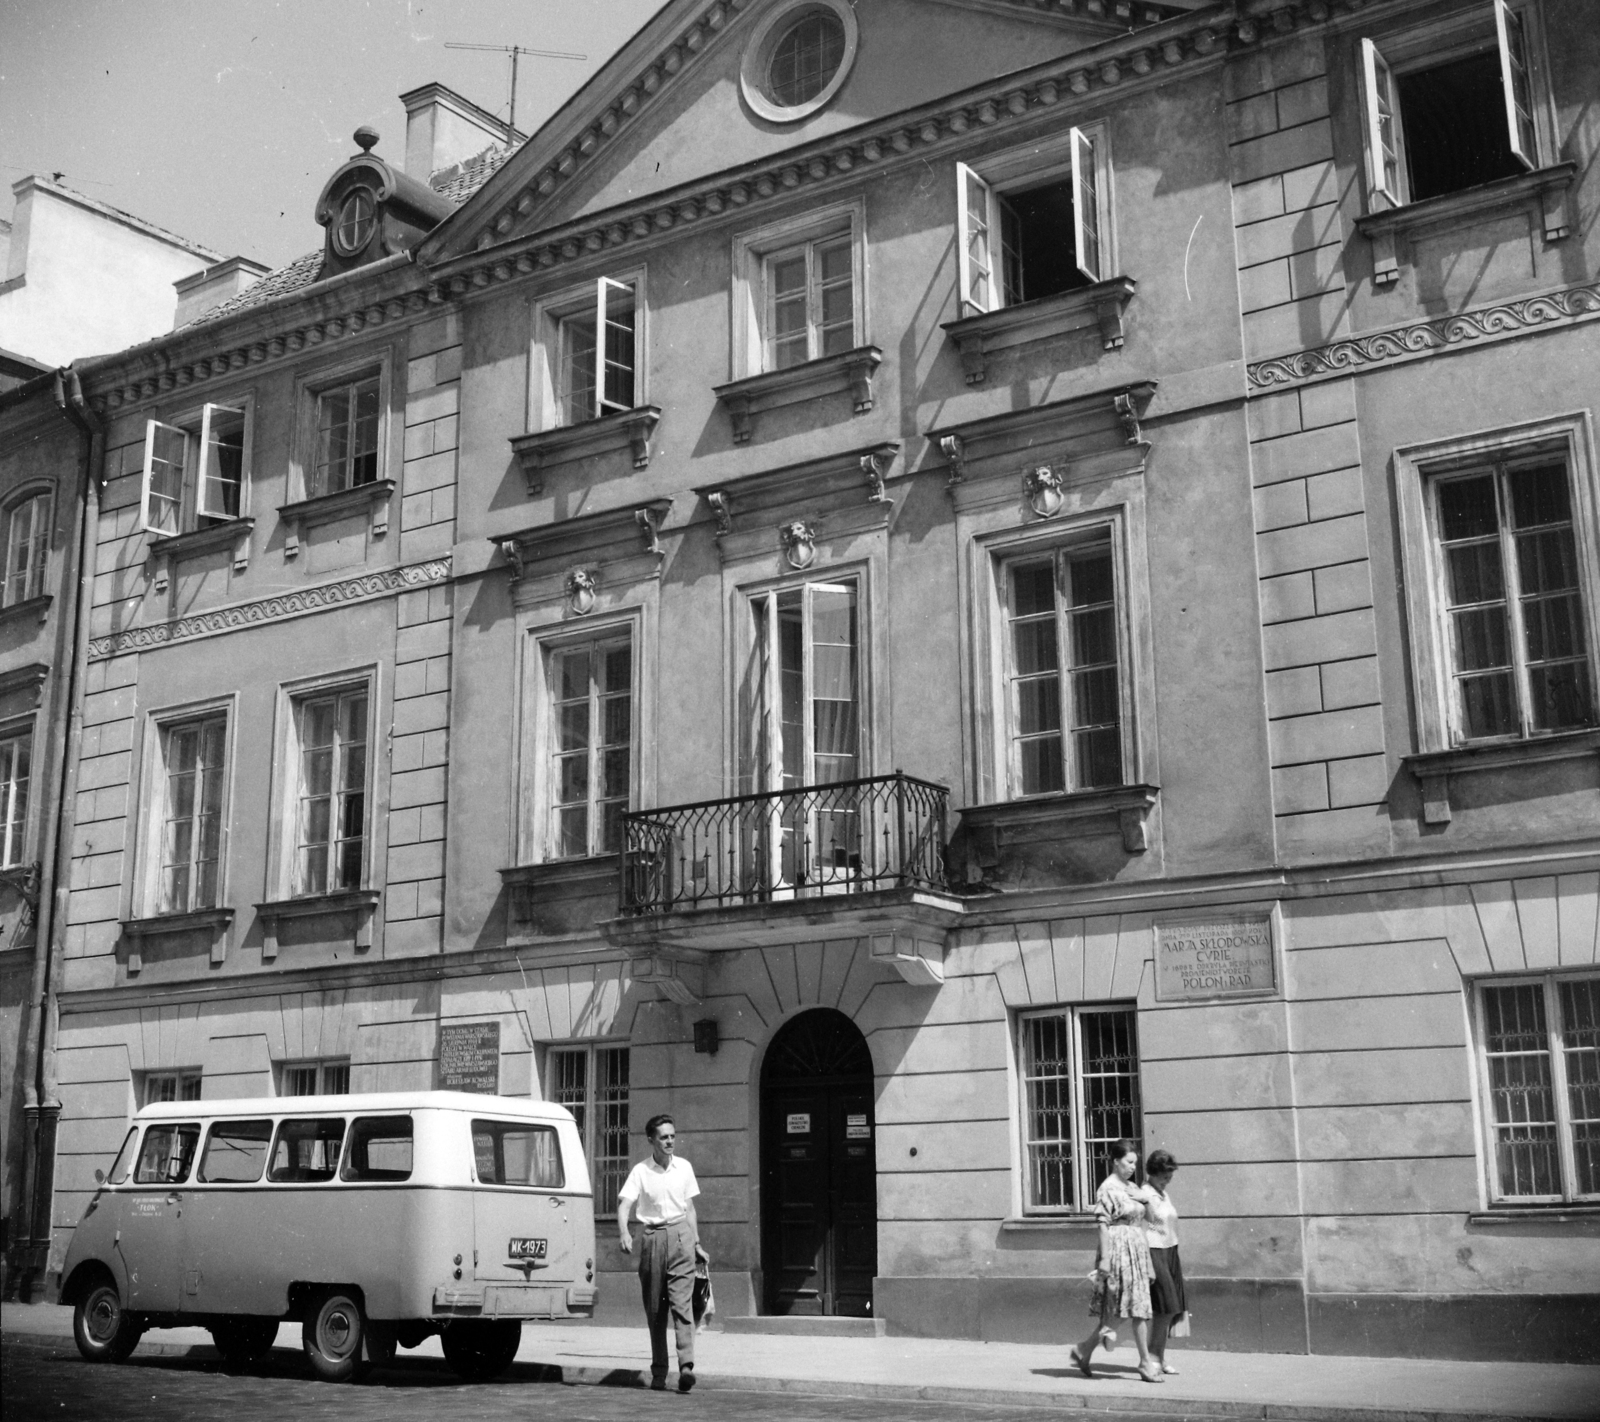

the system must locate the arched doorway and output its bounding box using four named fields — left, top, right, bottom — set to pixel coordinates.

left=760, top=1008, right=876, bottom=1316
